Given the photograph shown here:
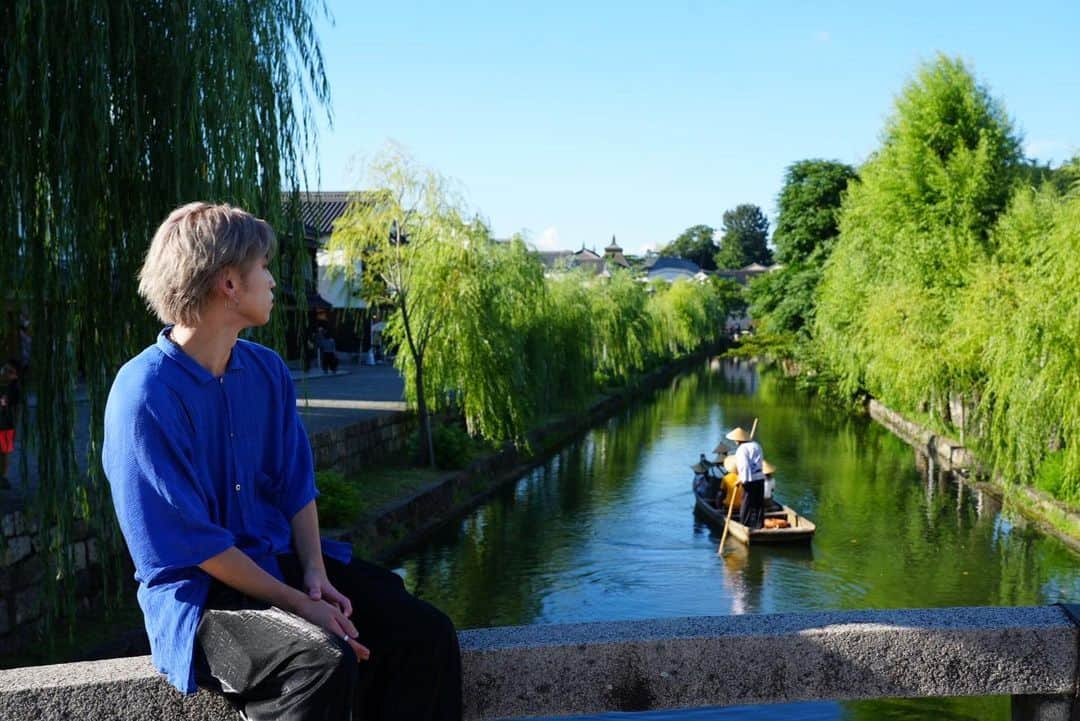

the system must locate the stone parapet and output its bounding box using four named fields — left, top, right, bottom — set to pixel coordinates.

left=1, top=605, right=1076, bottom=721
